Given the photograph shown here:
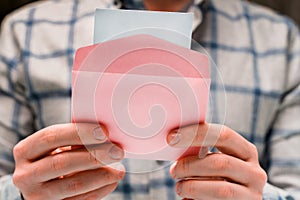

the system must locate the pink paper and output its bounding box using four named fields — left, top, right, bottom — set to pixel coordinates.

left=72, top=35, right=210, bottom=160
